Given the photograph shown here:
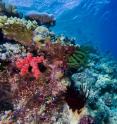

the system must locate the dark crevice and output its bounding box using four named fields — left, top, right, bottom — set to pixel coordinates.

left=65, top=85, right=87, bottom=112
